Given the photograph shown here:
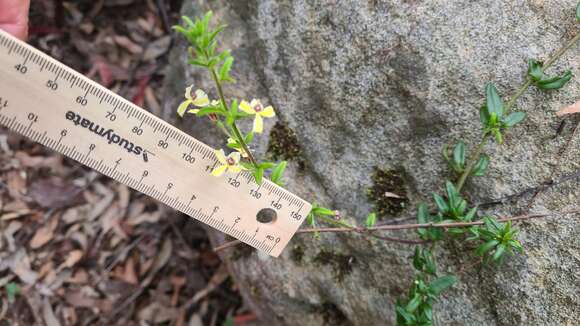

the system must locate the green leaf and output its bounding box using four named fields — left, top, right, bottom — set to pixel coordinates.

left=405, top=294, right=422, bottom=313
left=306, top=211, right=315, bottom=227
left=417, top=203, right=429, bottom=224
left=492, top=129, right=503, bottom=144
left=492, top=244, right=506, bottom=262
left=479, top=105, right=490, bottom=126
left=258, top=162, right=275, bottom=169
left=209, top=25, right=226, bottom=43
left=219, top=56, right=234, bottom=82
left=271, top=161, right=287, bottom=185
left=464, top=206, right=478, bottom=222
left=396, top=305, right=416, bottom=324
left=502, top=111, right=526, bottom=128
left=416, top=203, right=429, bottom=238
left=172, top=25, right=189, bottom=37
left=245, top=132, right=254, bottom=144
left=442, top=144, right=451, bottom=164
left=222, top=316, right=234, bottom=326
left=453, top=141, right=465, bottom=170
left=577, top=1, right=580, bottom=21
left=196, top=107, right=225, bottom=117
left=253, top=167, right=264, bottom=185
left=509, top=239, right=524, bottom=253
left=188, top=58, right=208, bottom=67
left=312, top=207, right=335, bottom=216
left=536, top=70, right=573, bottom=90
left=226, top=100, right=238, bottom=126
left=5, top=282, right=20, bottom=304
left=429, top=275, right=456, bottom=296
left=365, top=212, right=377, bottom=227
left=527, top=59, right=544, bottom=81
left=181, top=16, right=195, bottom=29
left=433, top=194, right=449, bottom=214
left=202, top=11, right=213, bottom=33
left=476, top=239, right=500, bottom=256
left=471, top=154, right=490, bottom=176
left=239, top=162, right=254, bottom=170
left=445, top=181, right=459, bottom=208
left=484, top=216, right=501, bottom=231
left=412, top=246, right=423, bottom=270
left=485, top=83, right=504, bottom=118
